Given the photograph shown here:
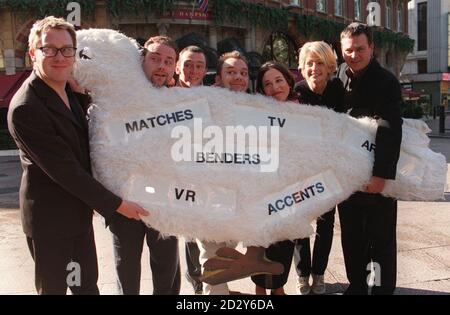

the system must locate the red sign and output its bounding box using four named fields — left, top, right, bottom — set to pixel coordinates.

left=162, top=9, right=212, bottom=21
left=443, top=73, right=450, bottom=81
